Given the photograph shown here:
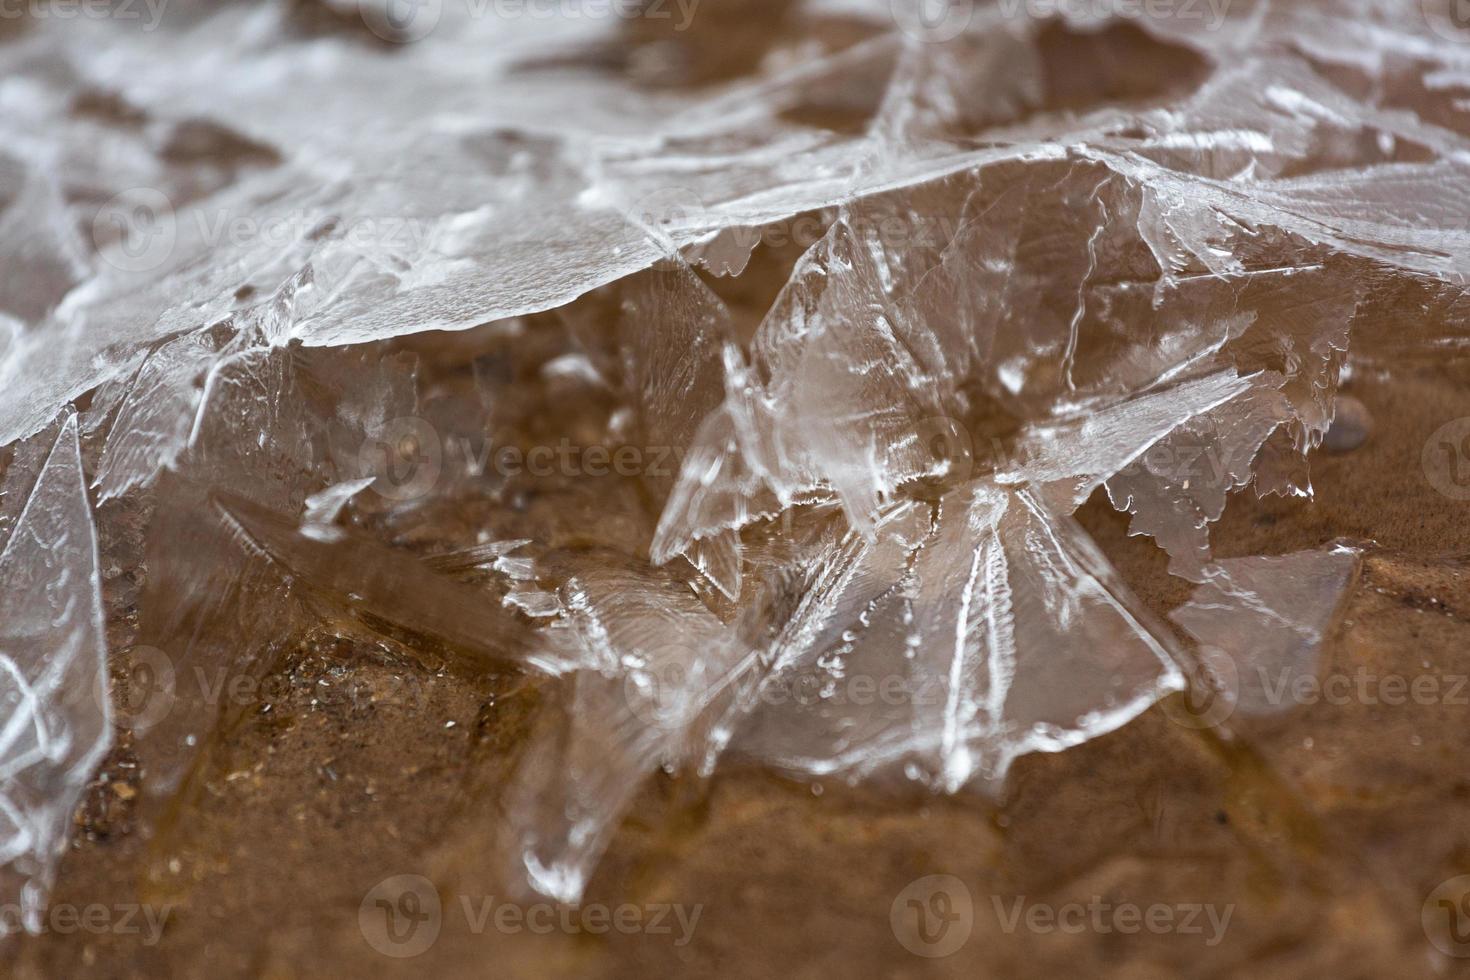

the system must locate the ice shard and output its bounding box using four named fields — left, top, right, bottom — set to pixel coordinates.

left=211, top=490, right=550, bottom=673
left=0, top=416, right=110, bottom=931
left=1170, top=544, right=1363, bottom=718
left=501, top=560, right=737, bottom=902
left=724, top=484, right=1185, bottom=792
